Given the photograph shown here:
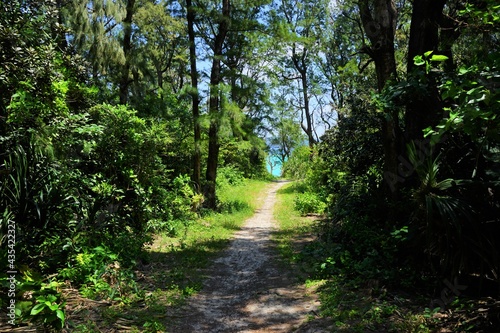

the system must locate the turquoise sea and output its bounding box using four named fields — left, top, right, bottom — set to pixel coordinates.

left=266, top=155, right=282, bottom=177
